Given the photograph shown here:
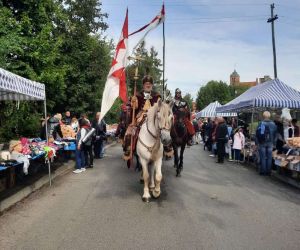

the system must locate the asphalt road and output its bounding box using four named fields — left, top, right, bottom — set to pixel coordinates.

left=1, top=143, right=300, bottom=250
